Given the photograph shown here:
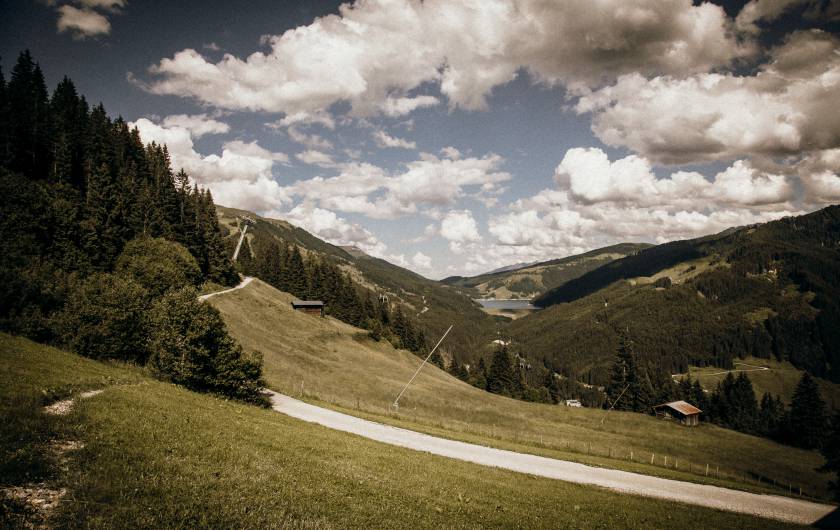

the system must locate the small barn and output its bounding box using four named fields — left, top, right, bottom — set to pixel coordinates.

left=291, top=300, right=325, bottom=317
left=653, top=400, right=701, bottom=426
